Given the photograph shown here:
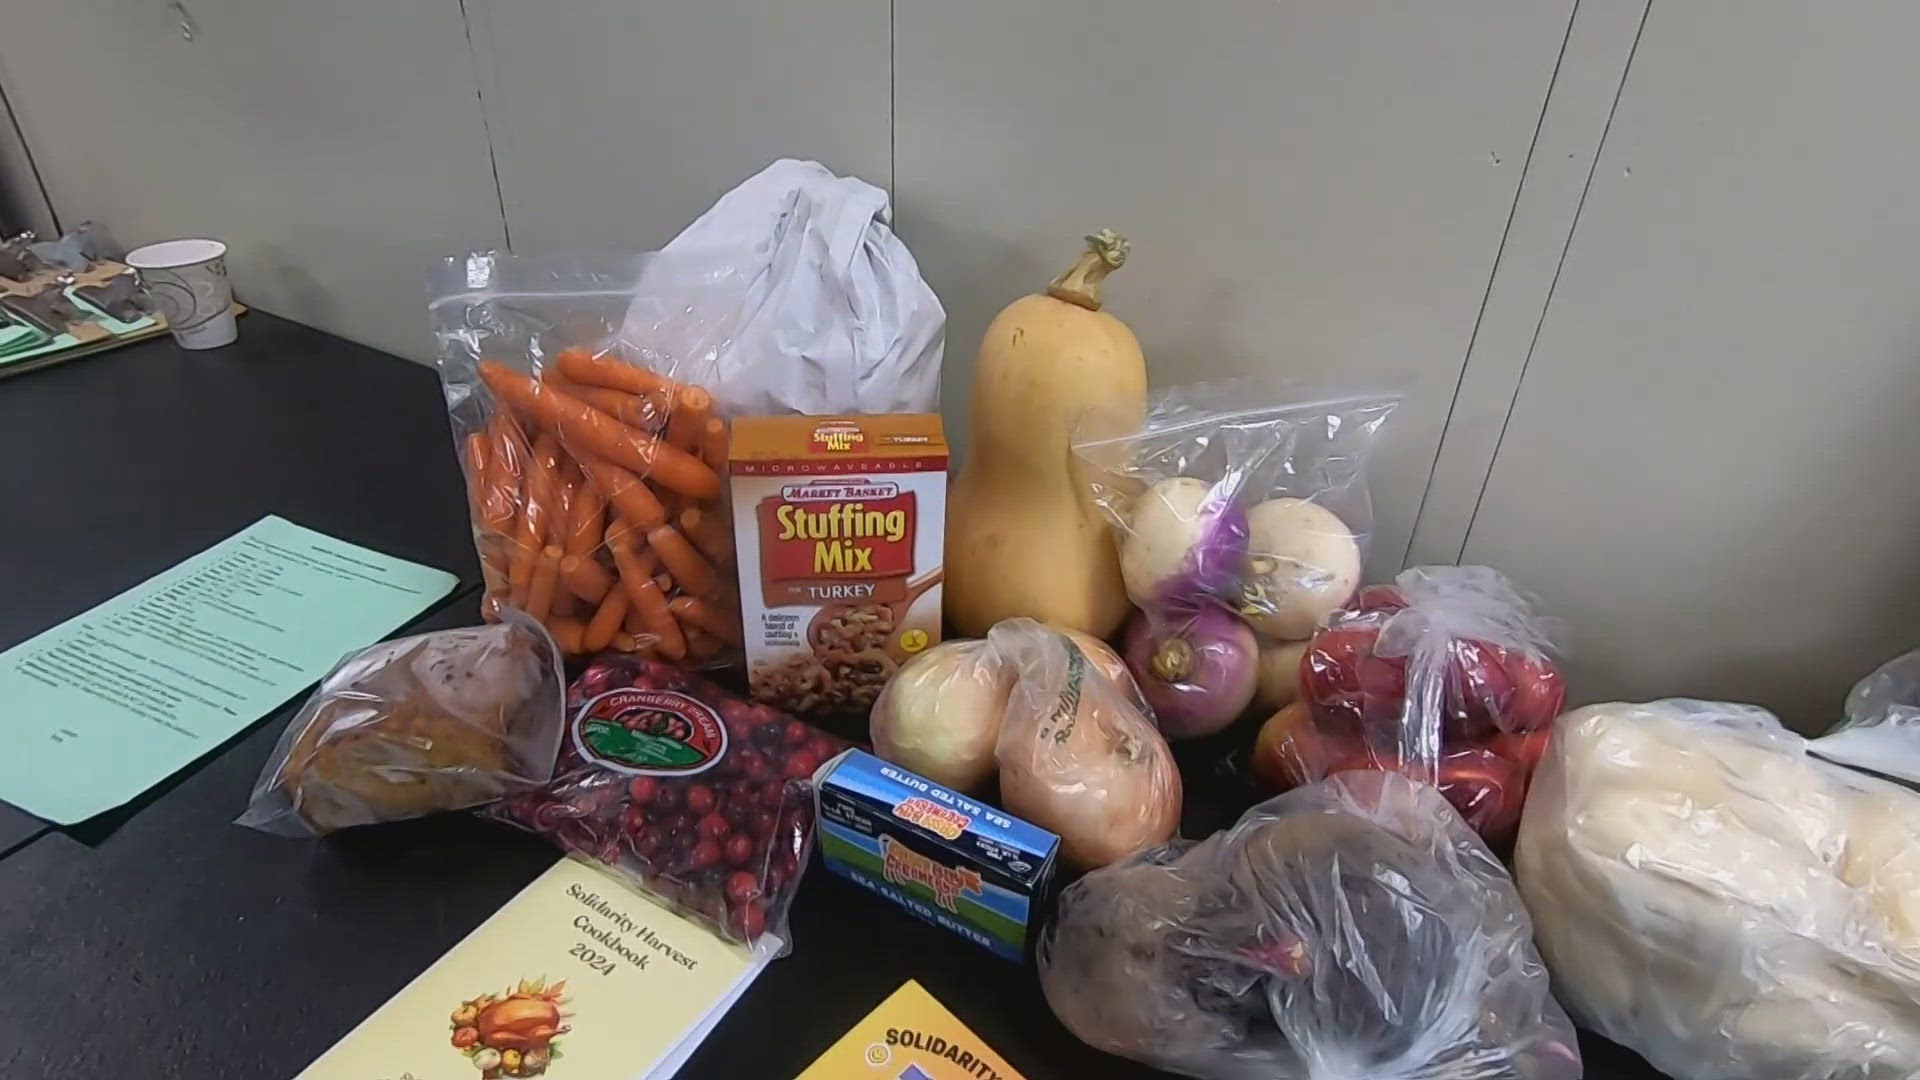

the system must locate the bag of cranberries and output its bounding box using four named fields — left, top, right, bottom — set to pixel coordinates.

left=490, top=654, right=847, bottom=954
left=1254, top=565, right=1566, bottom=845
